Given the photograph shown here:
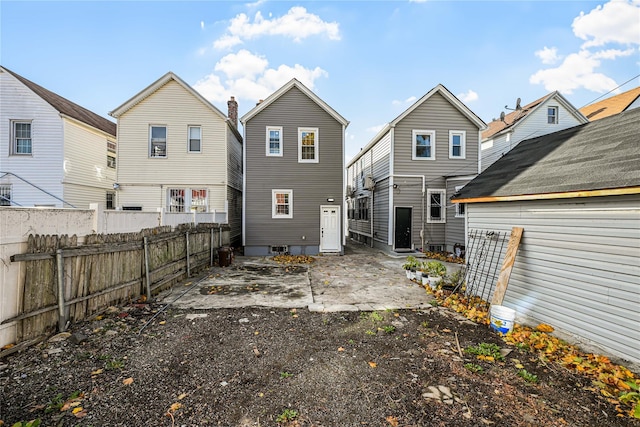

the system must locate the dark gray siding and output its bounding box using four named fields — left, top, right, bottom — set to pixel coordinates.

left=393, top=92, right=480, bottom=250
left=445, top=177, right=472, bottom=251
left=466, top=195, right=640, bottom=365
left=226, top=186, right=242, bottom=247
left=244, top=87, right=343, bottom=250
